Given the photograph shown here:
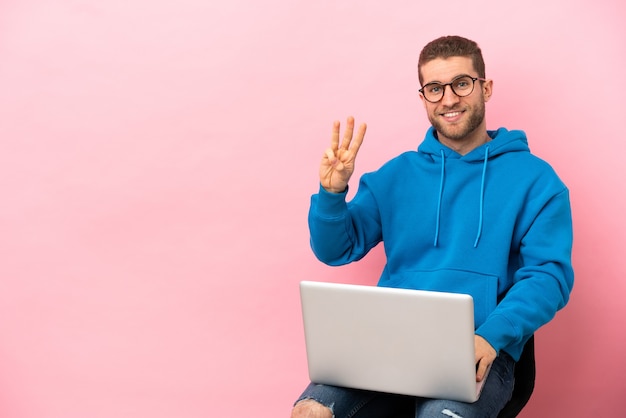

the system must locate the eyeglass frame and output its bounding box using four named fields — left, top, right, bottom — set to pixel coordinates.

left=419, top=75, right=487, bottom=103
